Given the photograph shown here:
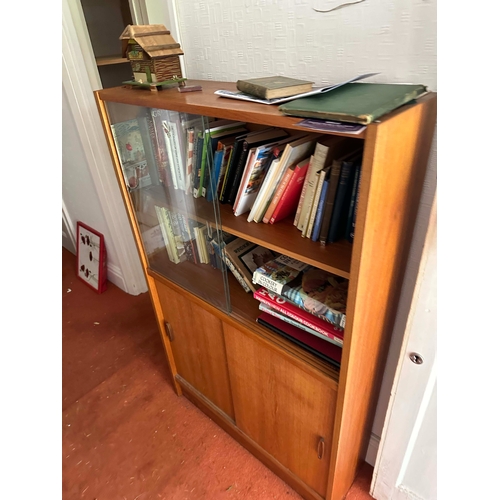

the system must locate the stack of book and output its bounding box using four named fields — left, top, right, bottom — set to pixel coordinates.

left=251, top=254, right=348, bottom=365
